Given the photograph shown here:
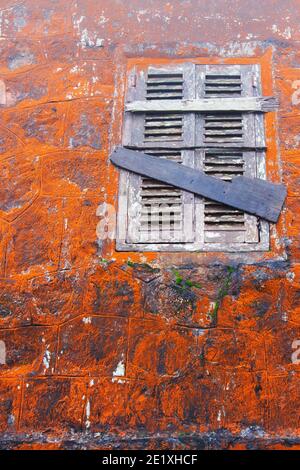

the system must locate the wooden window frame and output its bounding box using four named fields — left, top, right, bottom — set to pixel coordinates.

left=116, top=62, right=270, bottom=252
